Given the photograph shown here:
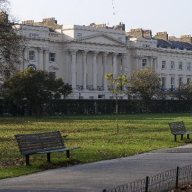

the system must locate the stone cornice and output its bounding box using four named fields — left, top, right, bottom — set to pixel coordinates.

left=127, top=45, right=192, bottom=56
left=63, top=25, right=125, bottom=35
left=64, top=40, right=126, bottom=48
